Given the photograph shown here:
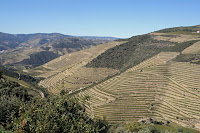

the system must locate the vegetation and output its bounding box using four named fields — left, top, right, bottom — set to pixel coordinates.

left=0, top=66, right=41, bottom=85
left=86, top=34, right=178, bottom=71
left=12, top=91, right=109, bottom=133
left=174, top=53, right=200, bottom=64
left=0, top=78, right=33, bottom=129
left=164, top=40, right=199, bottom=52
left=0, top=76, right=109, bottom=132
left=0, top=66, right=48, bottom=97
left=156, top=25, right=200, bottom=33
left=111, top=122, right=199, bottom=133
